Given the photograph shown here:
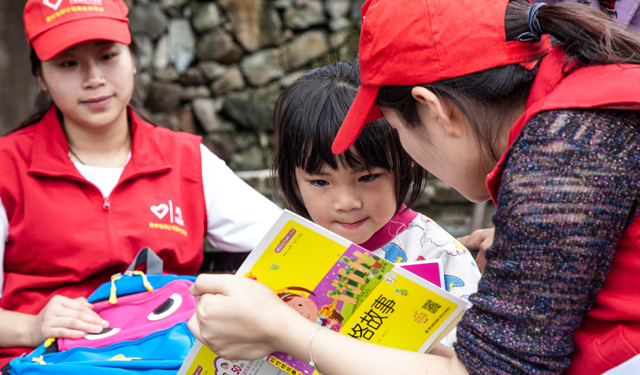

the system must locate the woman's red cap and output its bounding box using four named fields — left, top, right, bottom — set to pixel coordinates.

left=24, top=0, right=131, bottom=61
left=332, top=0, right=553, bottom=154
